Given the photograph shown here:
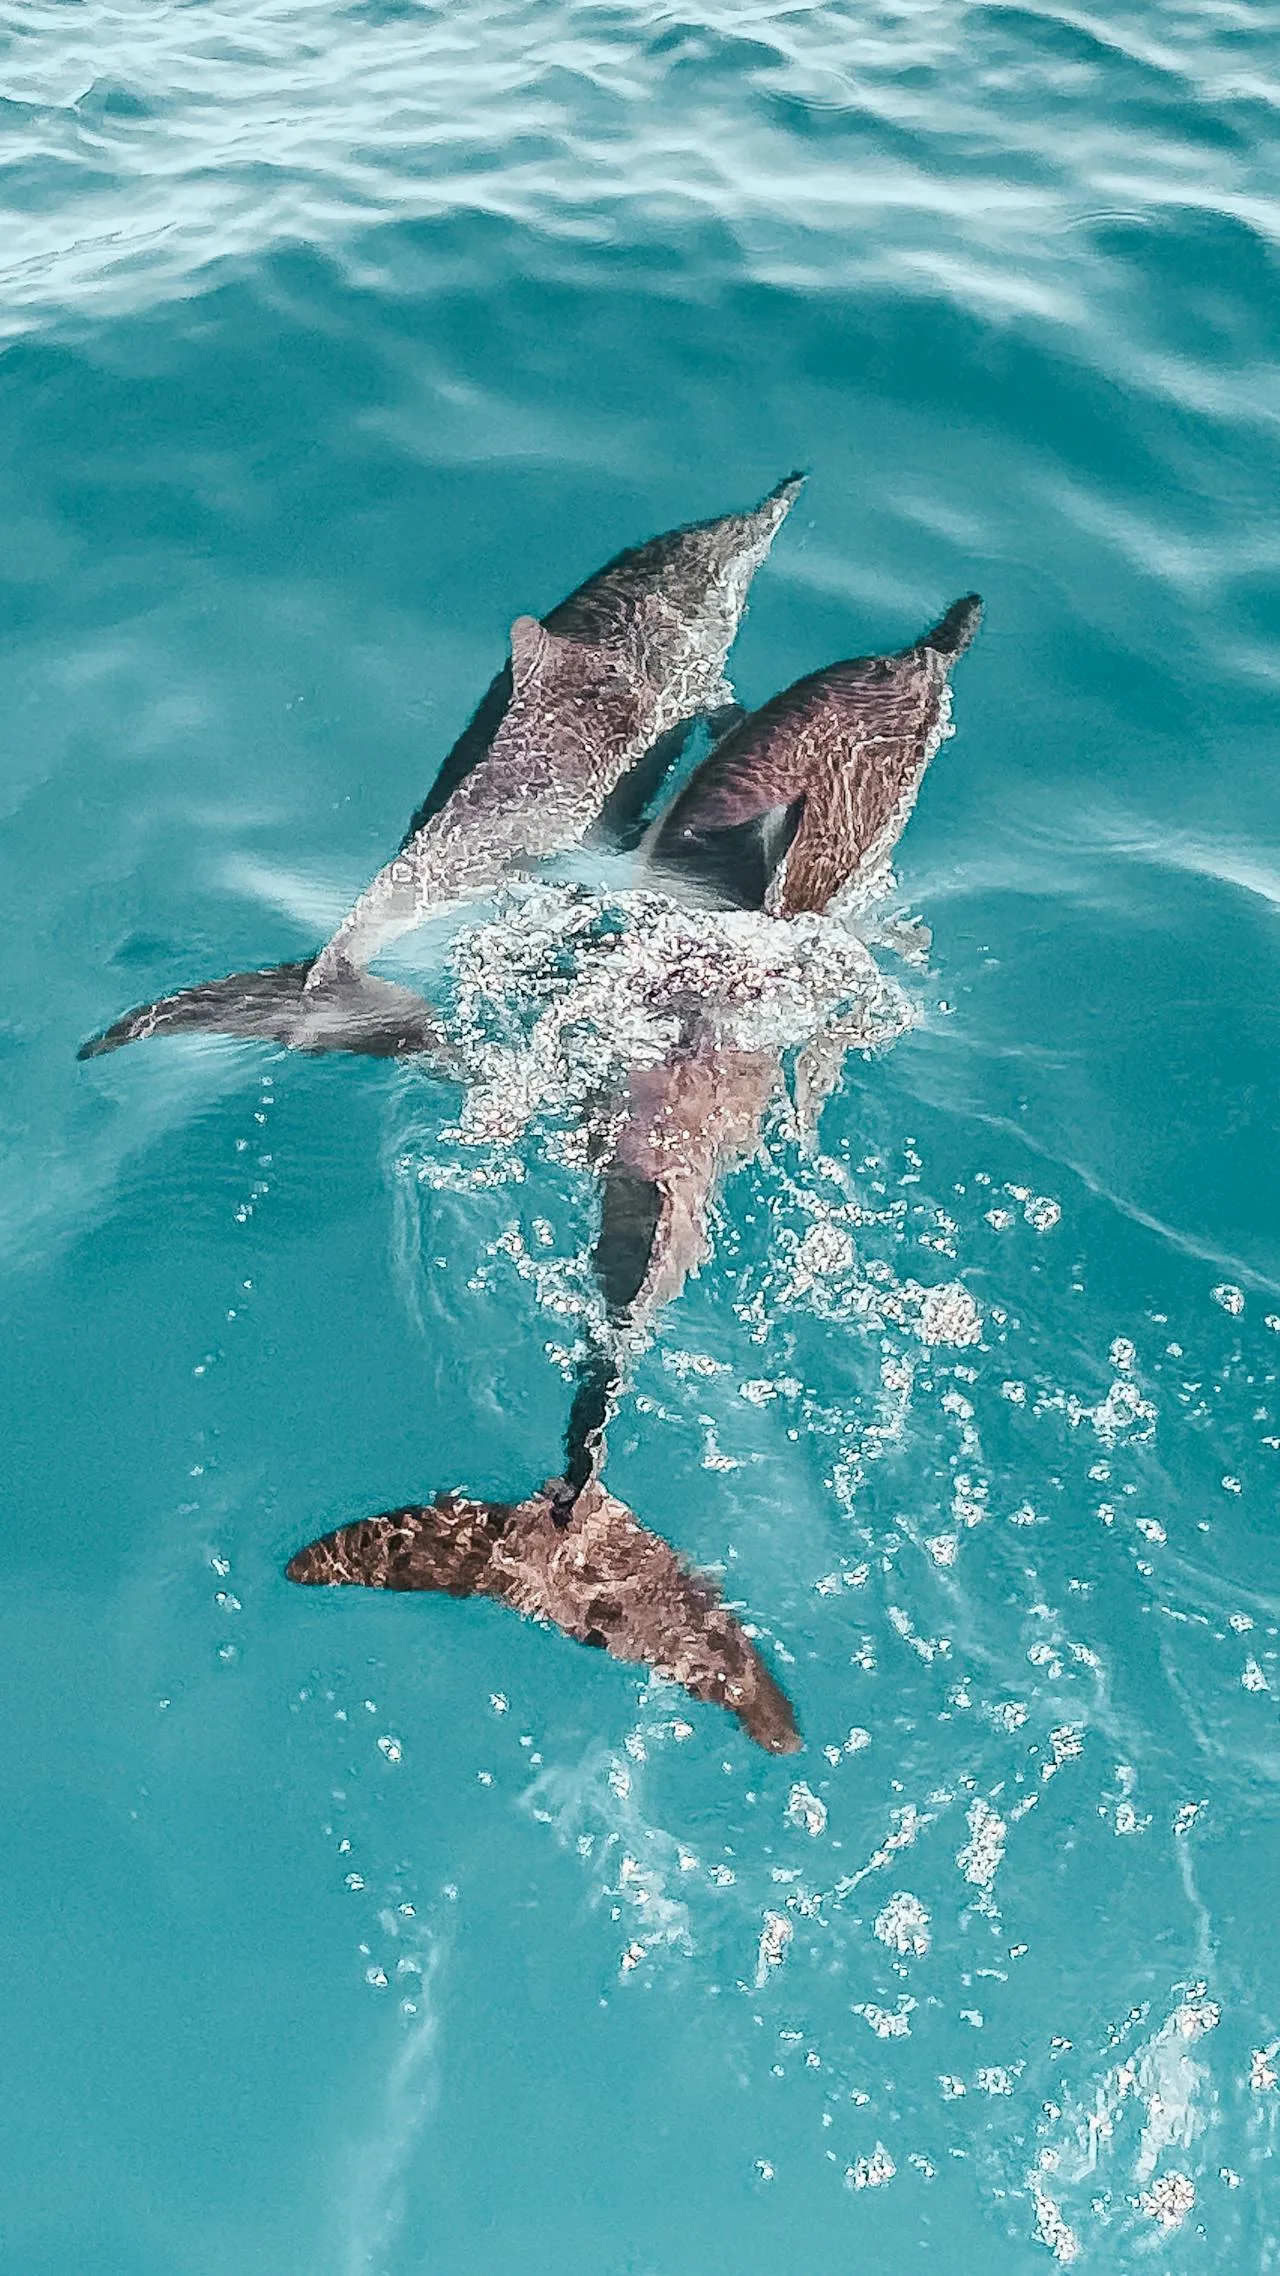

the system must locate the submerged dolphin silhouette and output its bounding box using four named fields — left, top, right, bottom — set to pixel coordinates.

left=288, top=593, right=983, bottom=1750
left=79, top=476, right=804, bottom=1061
